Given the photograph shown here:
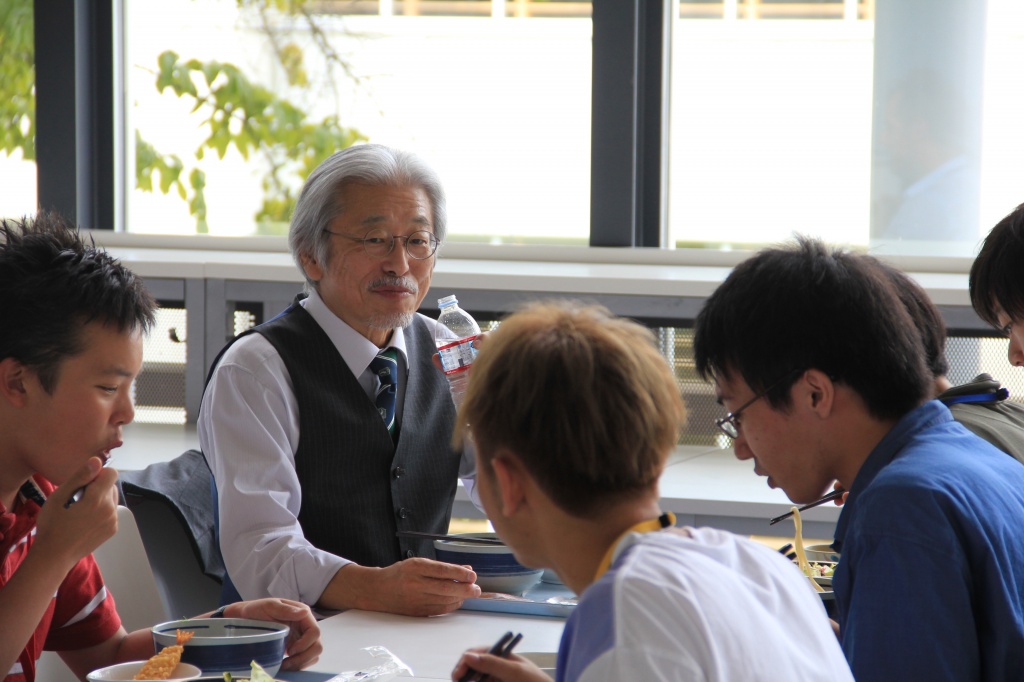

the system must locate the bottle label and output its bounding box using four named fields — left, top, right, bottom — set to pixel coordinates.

left=436, top=334, right=480, bottom=375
